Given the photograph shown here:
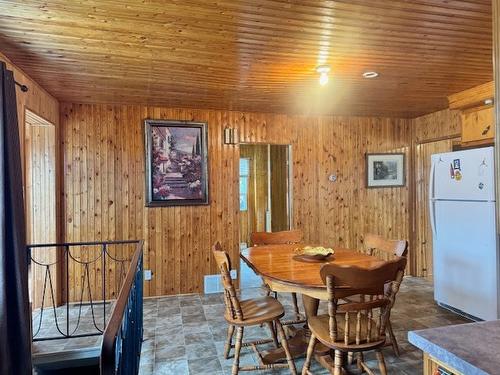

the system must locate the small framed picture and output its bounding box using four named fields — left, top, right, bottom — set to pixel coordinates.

left=145, top=119, right=209, bottom=206
left=366, top=153, right=405, bottom=188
